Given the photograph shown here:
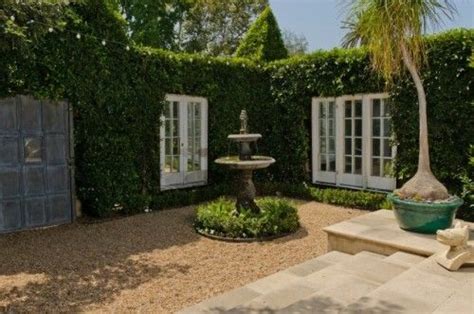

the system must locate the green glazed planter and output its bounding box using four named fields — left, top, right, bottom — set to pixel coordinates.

left=387, top=193, right=463, bottom=234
